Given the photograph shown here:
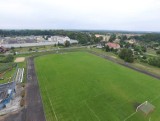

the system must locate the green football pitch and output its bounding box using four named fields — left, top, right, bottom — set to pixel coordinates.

left=35, top=52, right=160, bottom=121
